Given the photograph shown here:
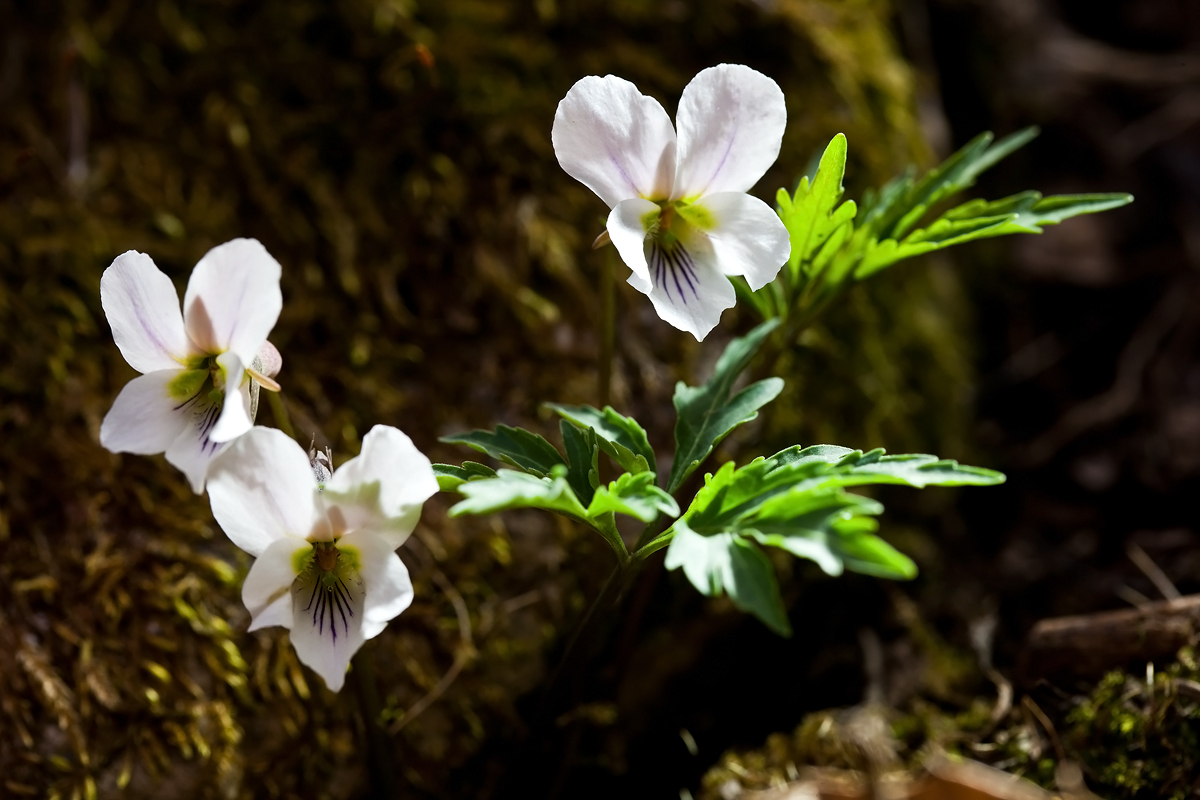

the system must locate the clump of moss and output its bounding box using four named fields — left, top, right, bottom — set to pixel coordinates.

left=700, top=646, right=1200, bottom=800
left=1057, top=649, right=1200, bottom=799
